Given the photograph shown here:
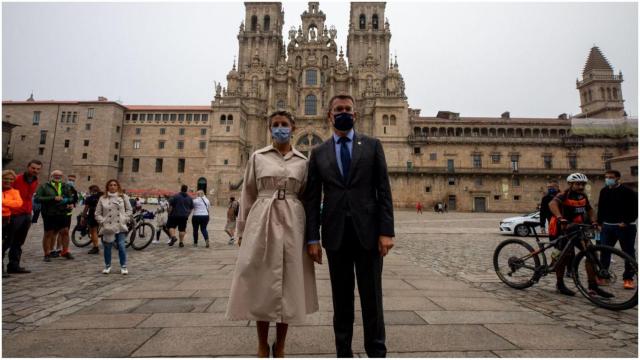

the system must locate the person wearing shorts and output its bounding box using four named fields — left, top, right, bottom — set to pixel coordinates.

left=167, top=185, right=193, bottom=248
left=36, top=170, right=76, bottom=262
left=82, top=185, right=103, bottom=254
